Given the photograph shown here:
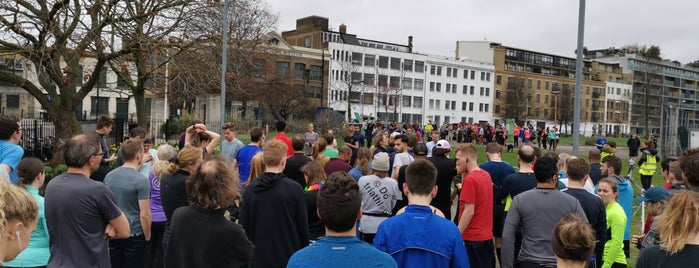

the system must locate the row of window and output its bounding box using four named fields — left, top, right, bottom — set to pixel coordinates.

left=275, top=62, right=323, bottom=82
left=430, top=66, right=491, bottom=81
left=333, top=50, right=426, bottom=73
left=607, top=86, right=631, bottom=96
left=426, top=99, right=490, bottom=113
left=428, top=82, right=491, bottom=96
left=1, top=94, right=20, bottom=108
